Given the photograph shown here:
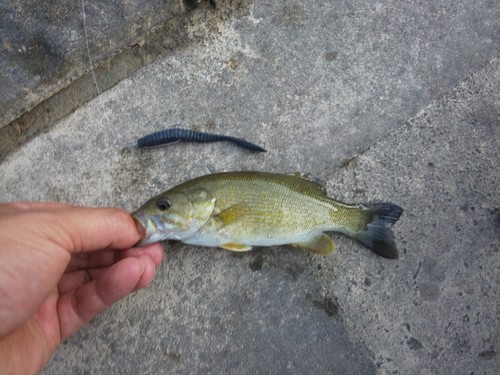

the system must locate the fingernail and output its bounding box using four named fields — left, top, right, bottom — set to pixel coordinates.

left=131, top=213, right=146, bottom=236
